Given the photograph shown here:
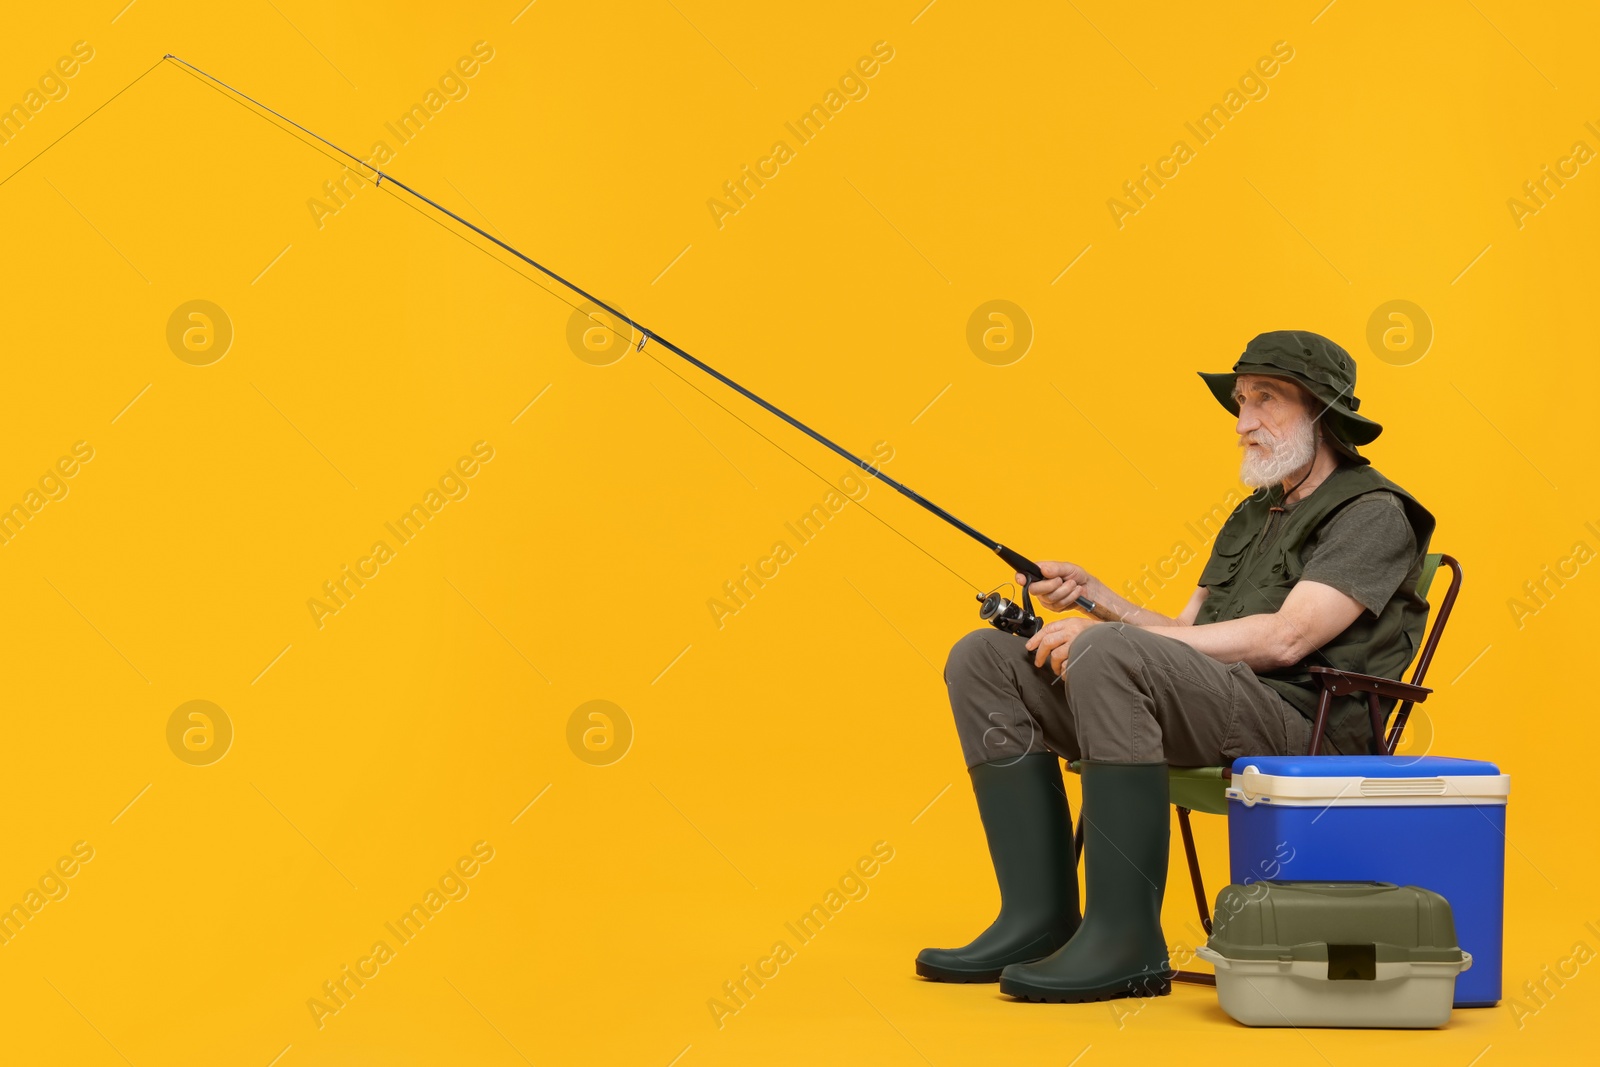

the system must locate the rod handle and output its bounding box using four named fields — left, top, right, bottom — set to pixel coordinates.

left=993, top=543, right=1099, bottom=616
